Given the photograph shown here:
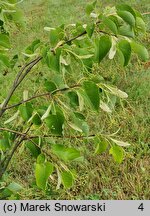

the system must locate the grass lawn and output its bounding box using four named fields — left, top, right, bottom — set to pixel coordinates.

left=0, top=0, right=149, bottom=199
